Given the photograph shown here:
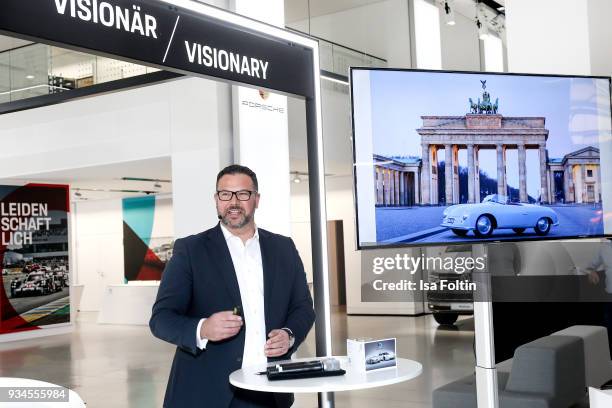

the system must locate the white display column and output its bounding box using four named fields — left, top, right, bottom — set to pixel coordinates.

left=586, top=0, right=612, bottom=77
left=230, top=0, right=291, bottom=236
left=412, top=0, right=442, bottom=69
left=171, top=79, right=233, bottom=238
left=506, top=0, right=590, bottom=74
left=505, top=0, right=612, bottom=76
